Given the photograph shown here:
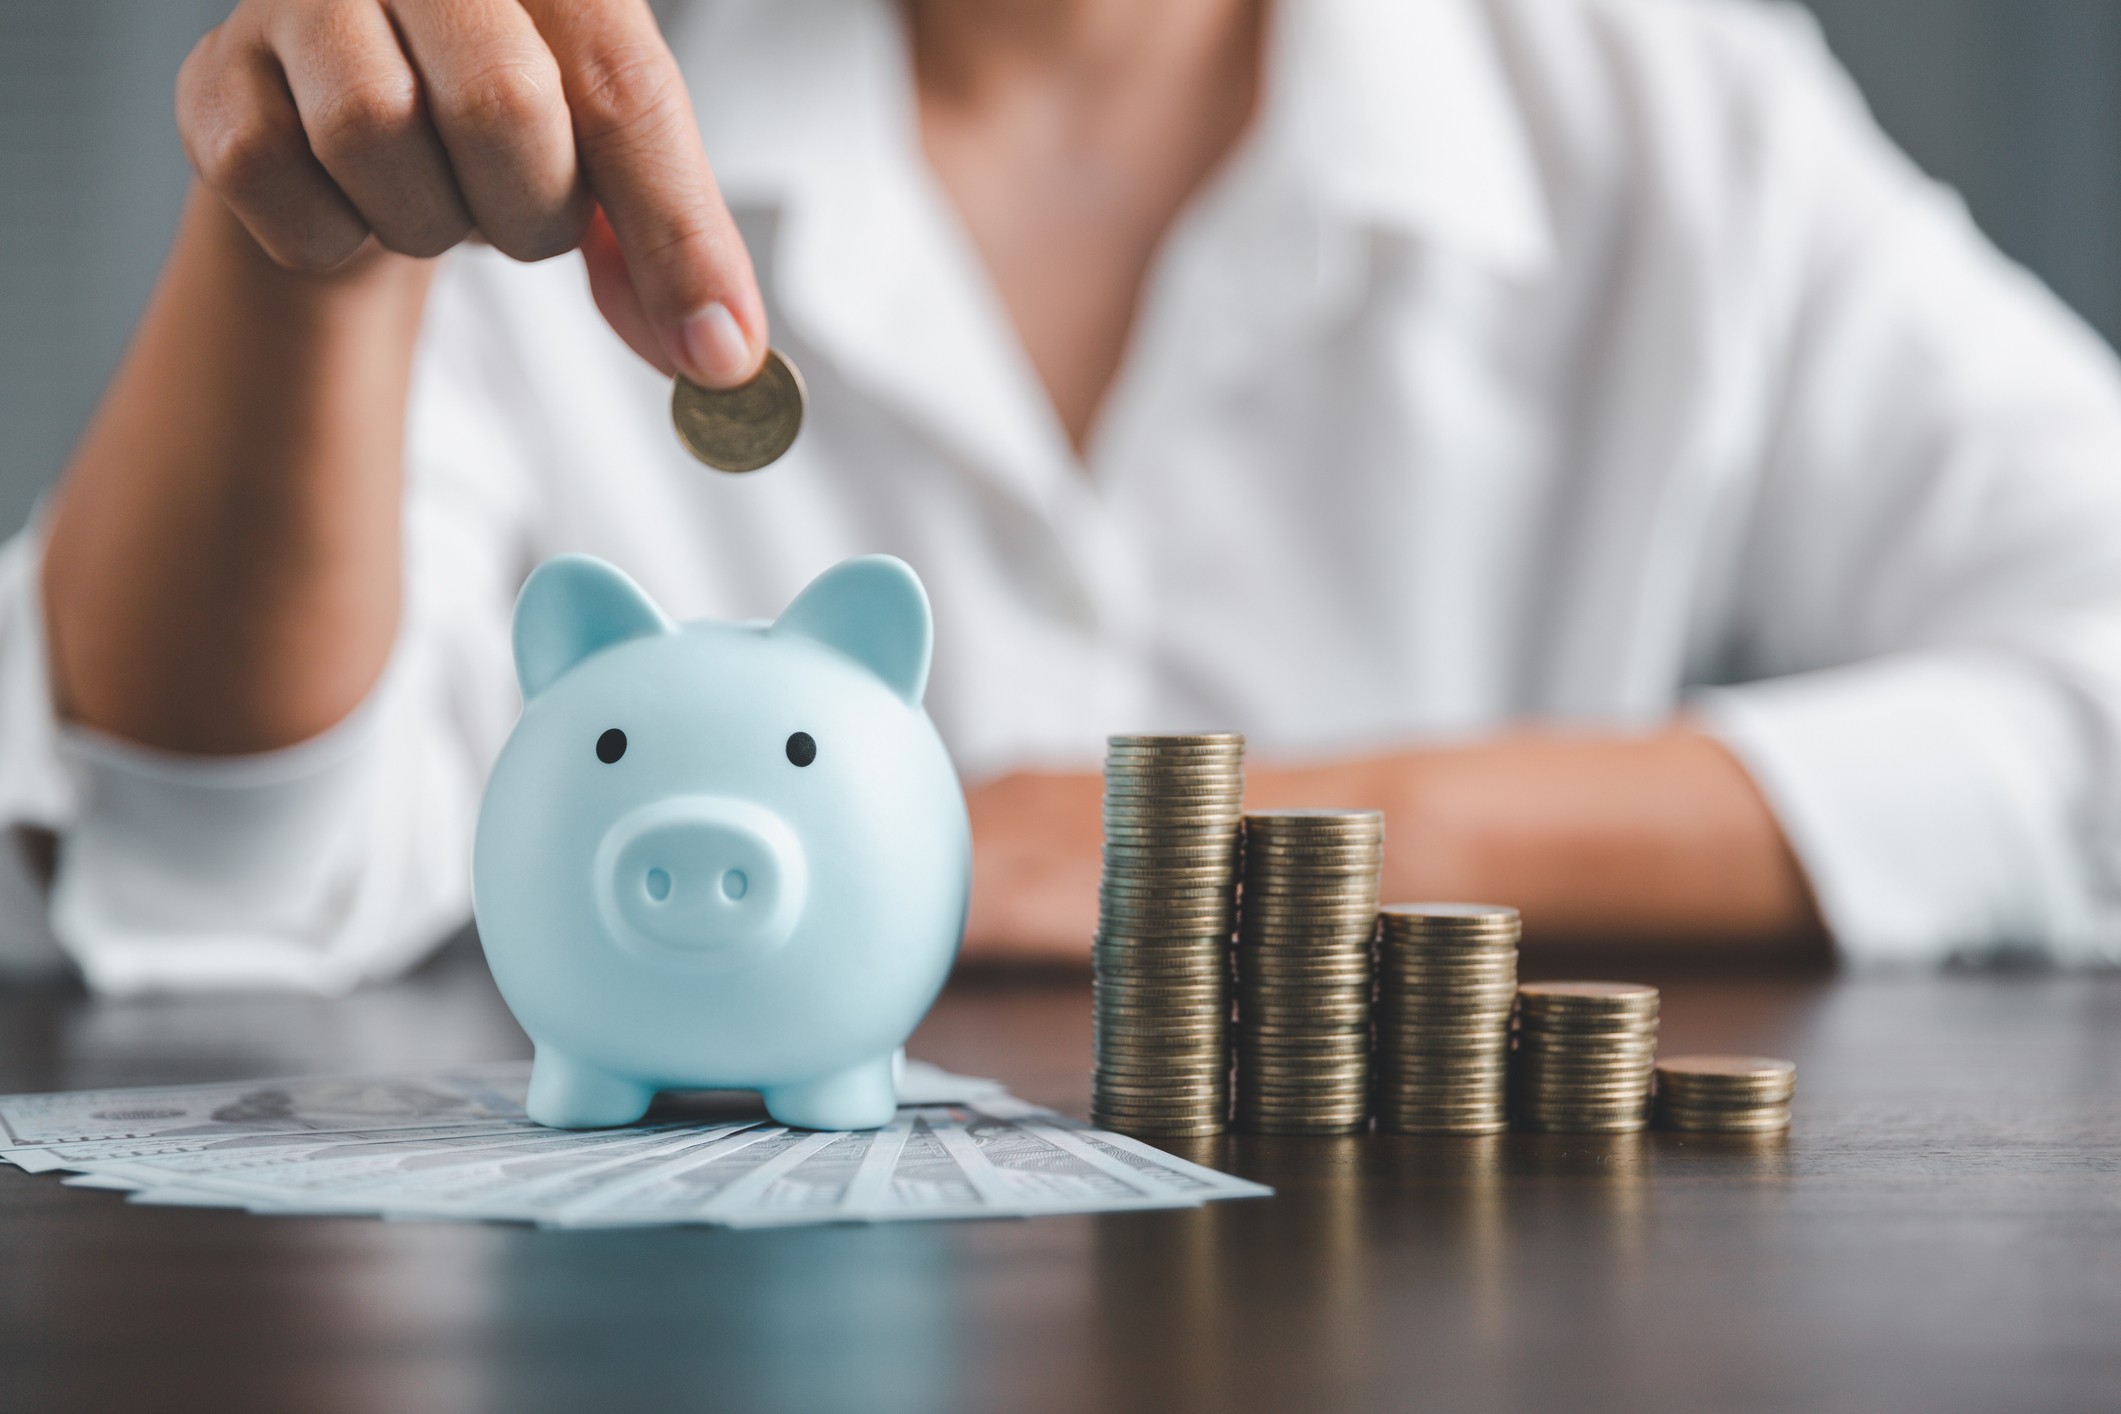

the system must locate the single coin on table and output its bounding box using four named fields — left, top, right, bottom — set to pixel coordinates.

left=671, top=348, right=807, bottom=472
